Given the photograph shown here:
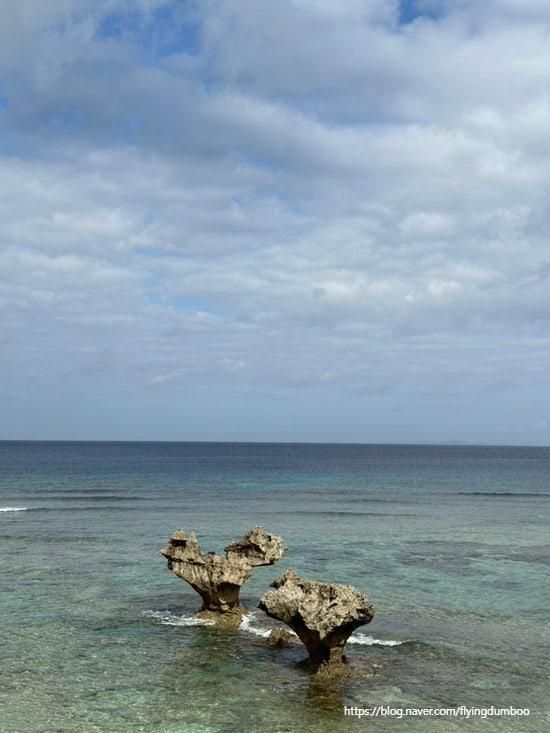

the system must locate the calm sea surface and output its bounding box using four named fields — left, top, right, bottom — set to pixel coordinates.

left=0, top=441, right=549, bottom=732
